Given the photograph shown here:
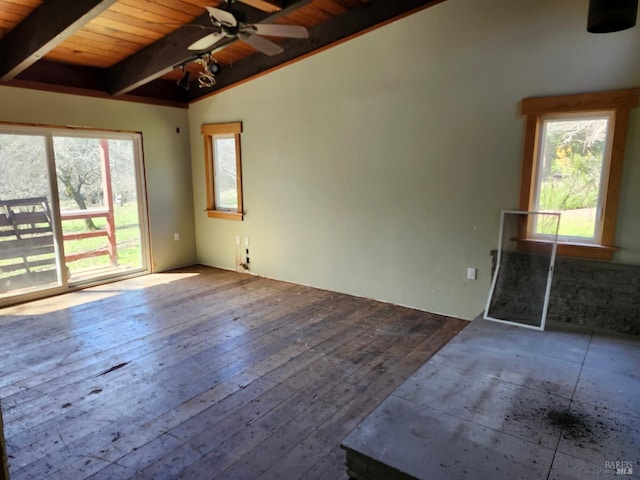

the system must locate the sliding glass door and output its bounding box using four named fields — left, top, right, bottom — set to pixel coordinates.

left=53, top=133, right=147, bottom=285
left=0, top=131, right=63, bottom=298
left=0, top=126, right=149, bottom=304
